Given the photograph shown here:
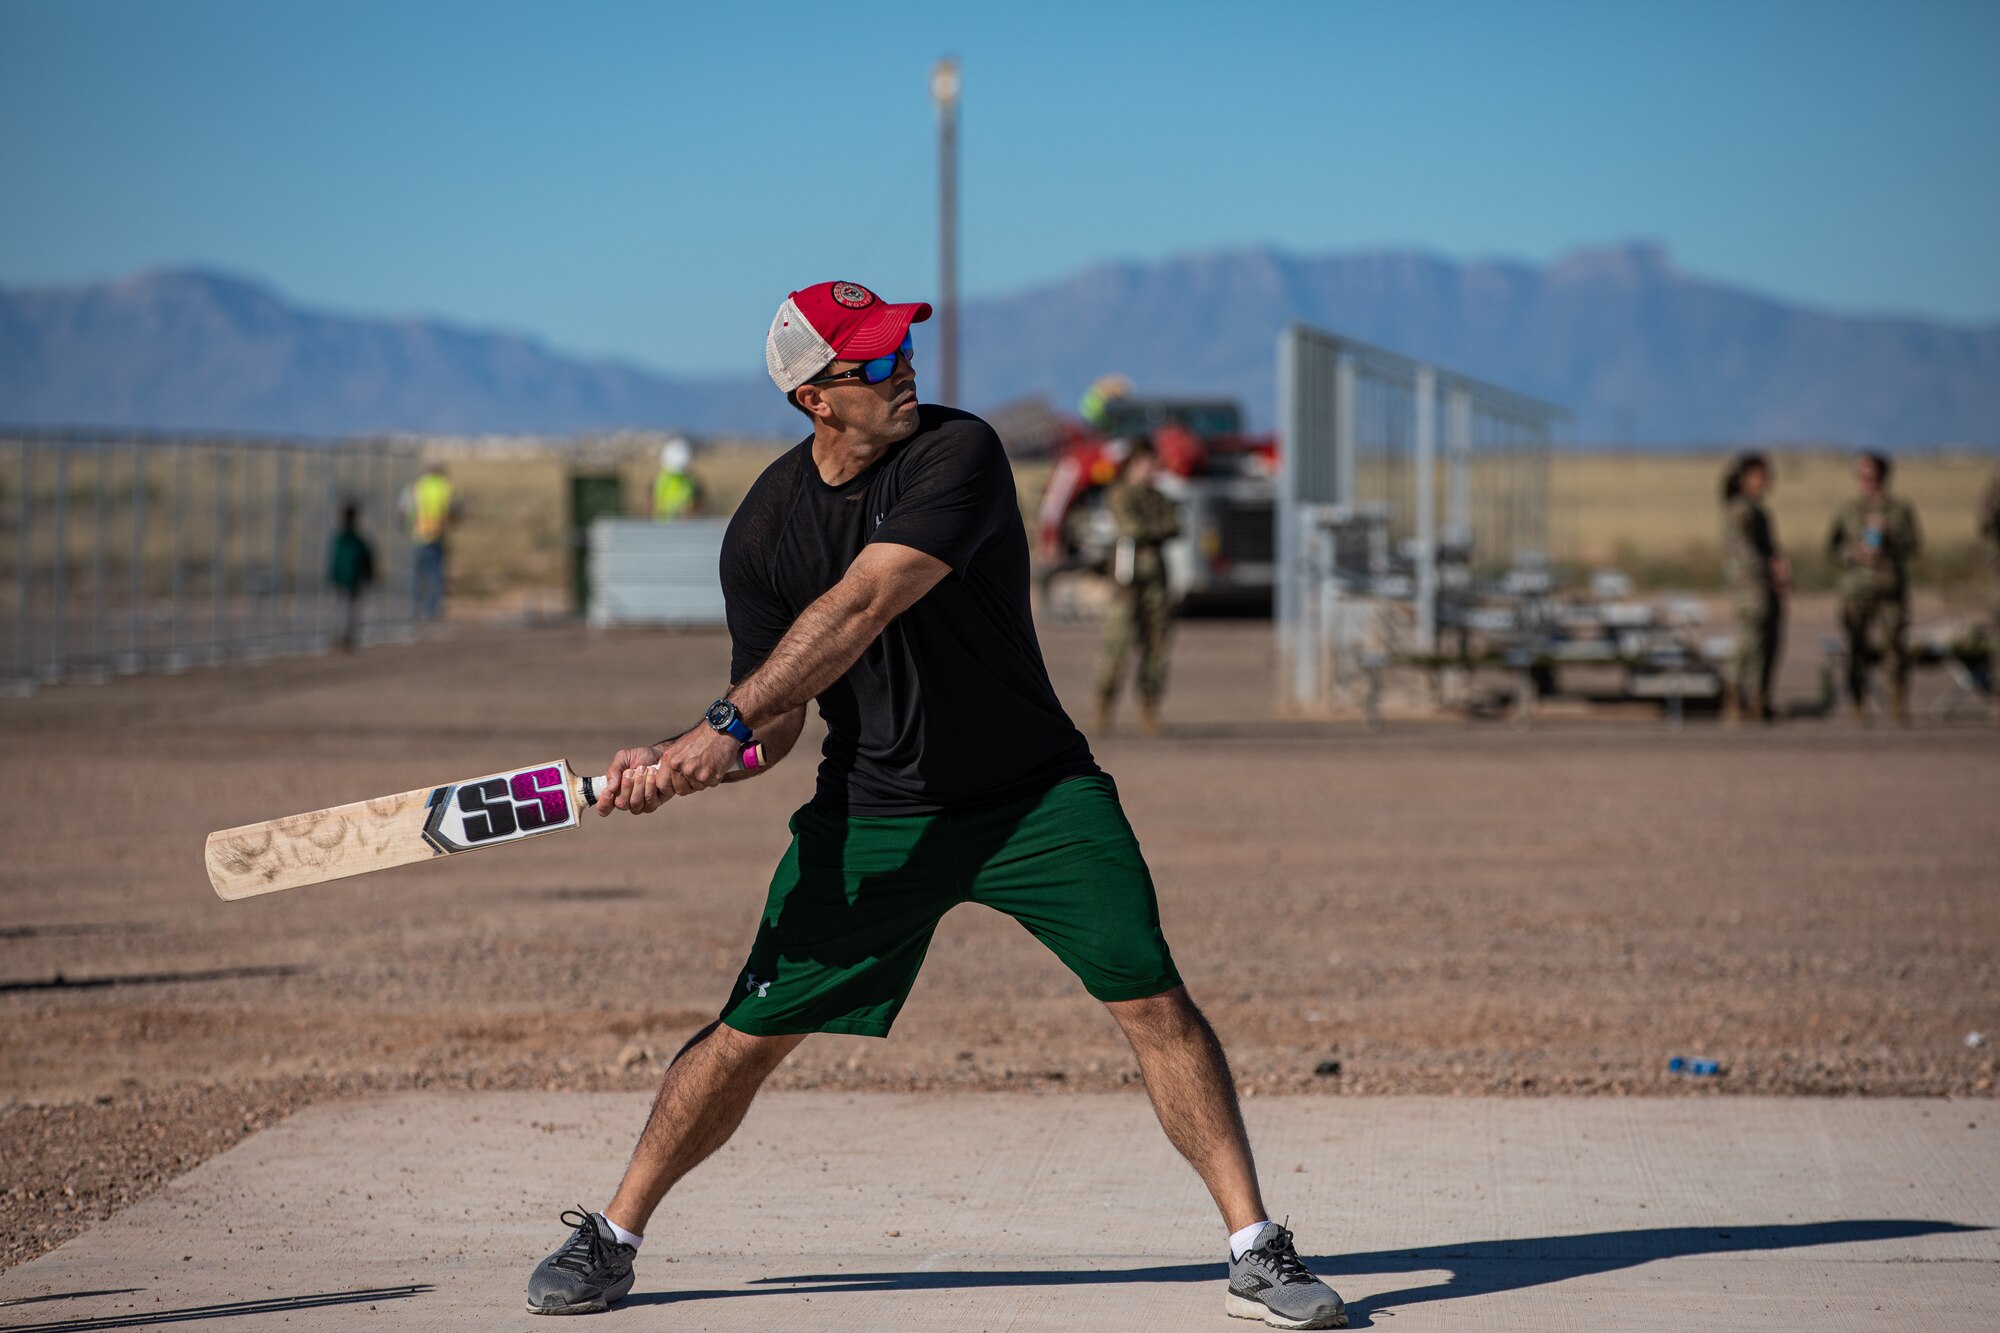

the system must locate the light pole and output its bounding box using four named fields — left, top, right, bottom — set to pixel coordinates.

left=931, top=56, right=960, bottom=407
